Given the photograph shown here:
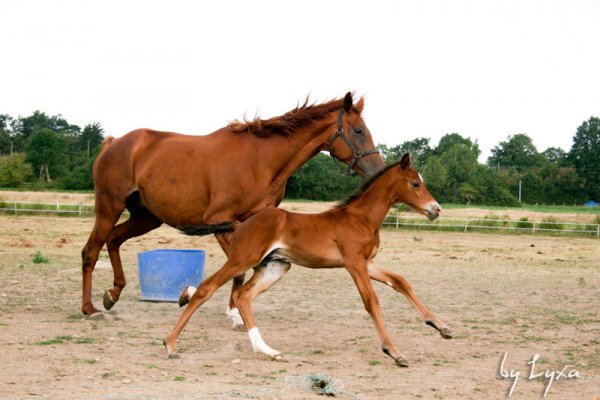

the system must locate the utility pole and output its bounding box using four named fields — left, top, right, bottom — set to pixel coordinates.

left=518, top=180, right=522, bottom=203
left=87, top=140, right=90, bottom=158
